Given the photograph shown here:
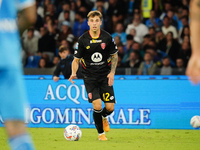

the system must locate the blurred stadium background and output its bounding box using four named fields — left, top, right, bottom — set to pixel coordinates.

left=22, top=0, right=190, bottom=75
left=1, top=0, right=200, bottom=149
